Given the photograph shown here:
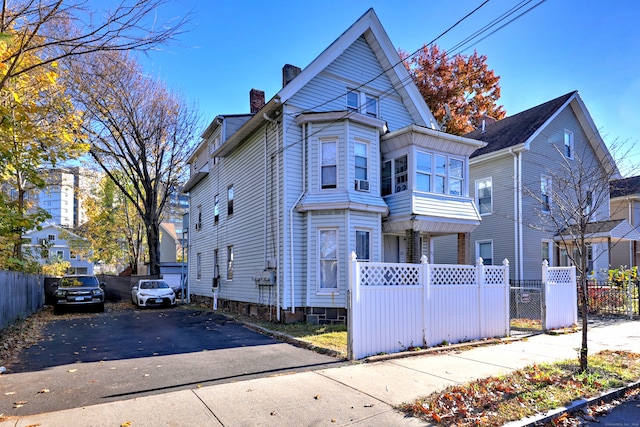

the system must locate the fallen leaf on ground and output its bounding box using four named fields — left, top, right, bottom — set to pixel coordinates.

left=67, top=369, right=77, bottom=373
left=37, top=389, right=50, bottom=393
